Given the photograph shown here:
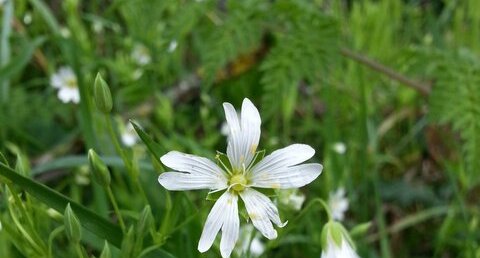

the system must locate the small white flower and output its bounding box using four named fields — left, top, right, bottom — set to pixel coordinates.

left=321, top=222, right=359, bottom=258
left=23, top=12, right=32, bottom=25
left=92, top=21, right=104, bottom=34
left=158, top=98, right=323, bottom=257
left=50, top=66, right=80, bottom=104
left=60, top=27, right=71, bottom=38
left=168, top=40, right=178, bottom=53
left=278, top=189, right=306, bottom=211
left=332, top=142, right=347, bottom=155
left=121, top=123, right=139, bottom=147
left=131, top=44, right=151, bottom=66
left=328, top=188, right=349, bottom=221
left=236, top=225, right=265, bottom=257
